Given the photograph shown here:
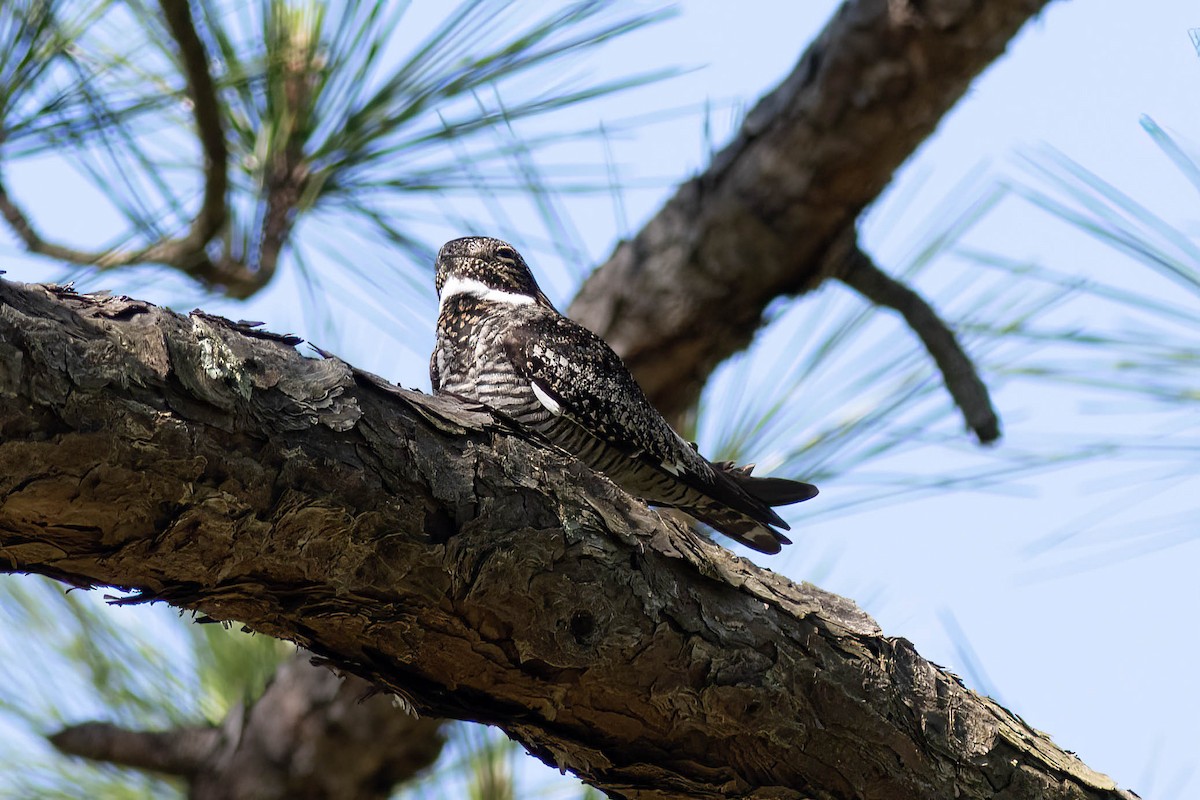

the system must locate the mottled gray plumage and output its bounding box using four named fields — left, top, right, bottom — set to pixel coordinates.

left=431, top=236, right=817, bottom=554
